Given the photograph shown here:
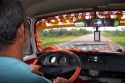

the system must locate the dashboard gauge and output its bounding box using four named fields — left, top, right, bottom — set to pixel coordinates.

left=59, top=57, right=67, bottom=64
left=50, top=56, right=56, bottom=63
